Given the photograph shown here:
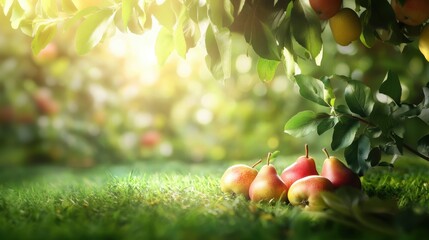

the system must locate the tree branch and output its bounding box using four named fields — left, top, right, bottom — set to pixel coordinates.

left=344, top=114, right=429, bottom=162
left=403, top=144, right=429, bottom=161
